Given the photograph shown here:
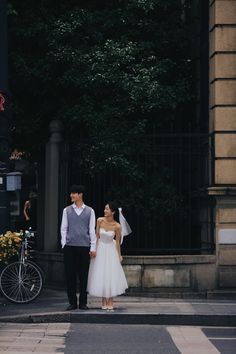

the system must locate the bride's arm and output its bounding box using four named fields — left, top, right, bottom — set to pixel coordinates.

left=95, top=217, right=102, bottom=251
left=115, top=224, right=123, bottom=262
